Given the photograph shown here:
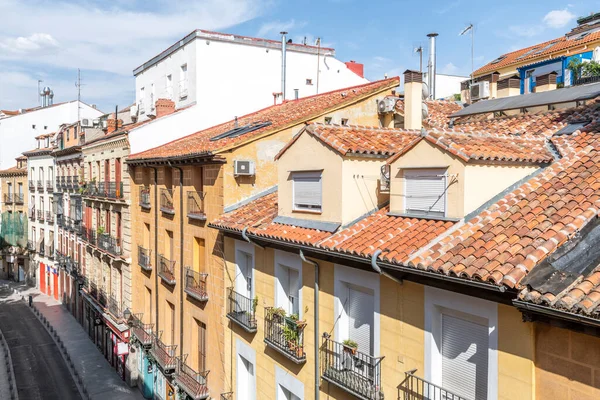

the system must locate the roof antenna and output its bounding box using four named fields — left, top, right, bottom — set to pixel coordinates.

left=234, top=116, right=238, bottom=128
